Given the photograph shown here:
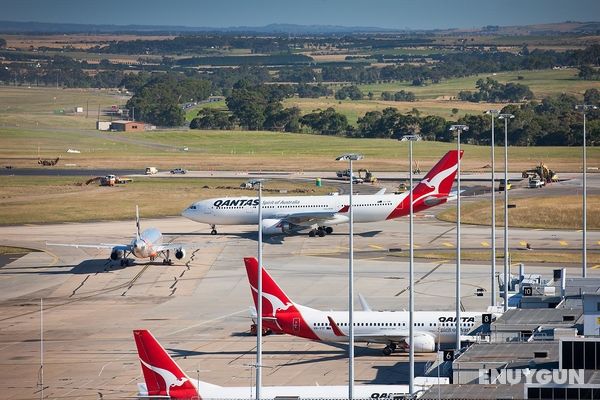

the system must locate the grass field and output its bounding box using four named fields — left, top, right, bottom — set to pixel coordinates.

left=0, top=176, right=335, bottom=225
left=437, top=194, right=600, bottom=230
left=185, top=100, right=227, bottom=121
left=0, top=86, right=129, bottom=129
left=284, top=97, right=503, bottom=123
left=0, top=245, right=35, bottom=255
left=2, top=127, right=598, bottom=172
left=358, top=69, right=600, bottom=100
